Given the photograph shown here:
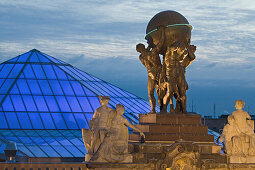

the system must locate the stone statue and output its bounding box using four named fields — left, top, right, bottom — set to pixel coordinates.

left=104, top=104, right=145, bottom=163
left=137, top=11, right=197, bottom=114
left=83, top=96, right=114, bottom=162
left=83, top=97, right=145, bottom=163
left=219, top=100, right=255, bottom=163
left=136, top=26, right=165, bottom=113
